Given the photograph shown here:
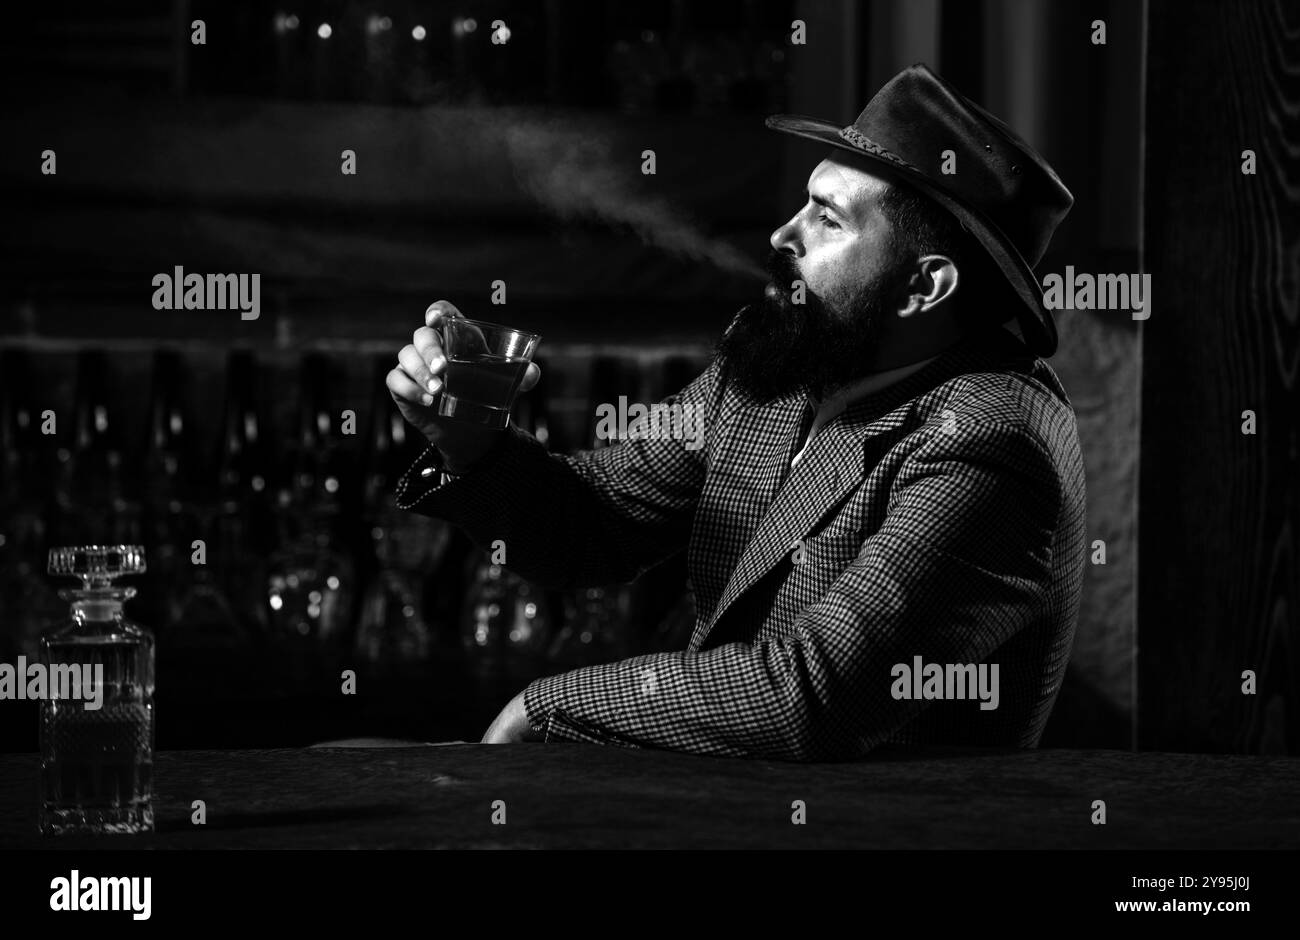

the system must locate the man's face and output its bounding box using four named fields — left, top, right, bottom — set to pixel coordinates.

left=714, top=154, right=915, bottom=403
